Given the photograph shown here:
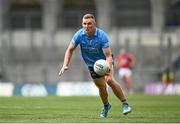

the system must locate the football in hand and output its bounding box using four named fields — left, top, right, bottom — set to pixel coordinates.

left=93, top=59, right=110, bottom=76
